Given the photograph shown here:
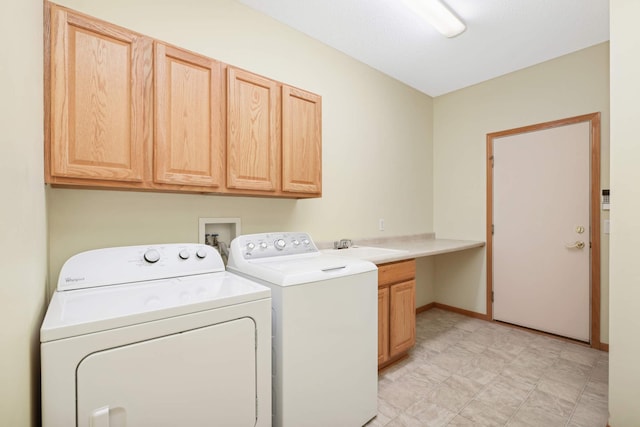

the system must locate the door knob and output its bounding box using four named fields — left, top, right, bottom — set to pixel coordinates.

left=565, top=241, right=585, bottom=249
